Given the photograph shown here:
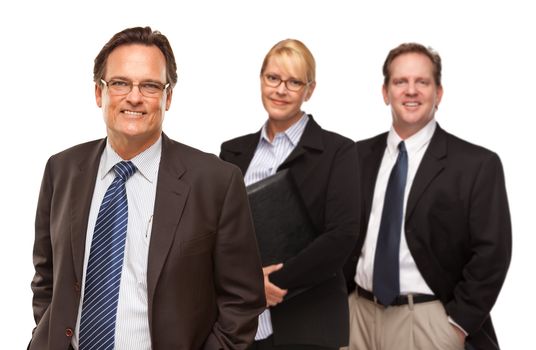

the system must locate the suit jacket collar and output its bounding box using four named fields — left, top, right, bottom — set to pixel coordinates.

left=279, top=115, right=324, bottom=169
left=360, top=132, right=388, bottom=227
left=222, top=115, right=324, bottom=174
left=405, top=124, right=447, bottom=220
left=146, top=133, right=190, bottom=302
left=222, top=131, right=260, bottom=175
left=71, top=138, right=107, bottom=281
left=360, top=124, right=448, bottom=223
